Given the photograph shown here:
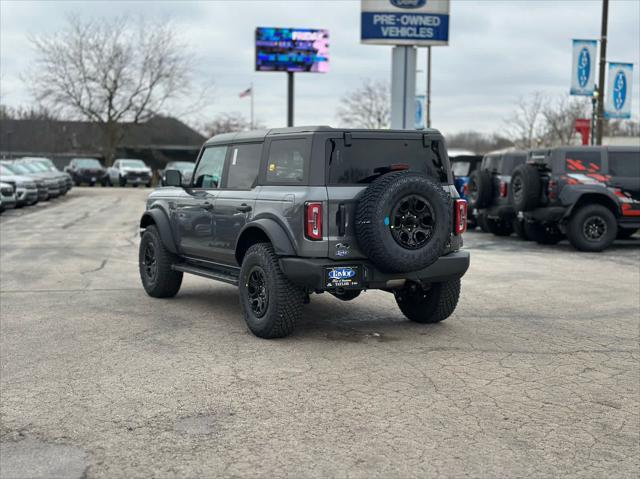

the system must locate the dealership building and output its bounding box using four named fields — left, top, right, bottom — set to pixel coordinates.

left=0, top=116, right=205, bottom=170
